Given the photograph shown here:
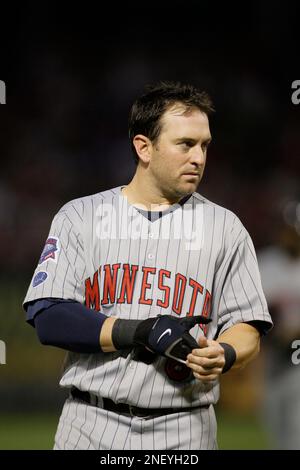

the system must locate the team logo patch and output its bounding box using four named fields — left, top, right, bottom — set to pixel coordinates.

left=32, top=271, right=48, bottom=287
left=39, top=237, right=60, bottom=264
